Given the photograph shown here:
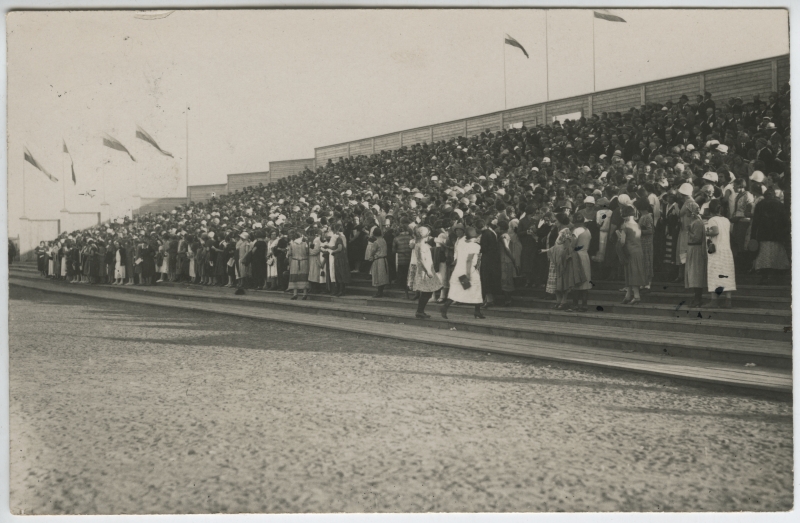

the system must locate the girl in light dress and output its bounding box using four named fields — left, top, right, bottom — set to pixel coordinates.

left=440, top=226, right=485, bottom=319
left=705, top=199, right=736, bottom=309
